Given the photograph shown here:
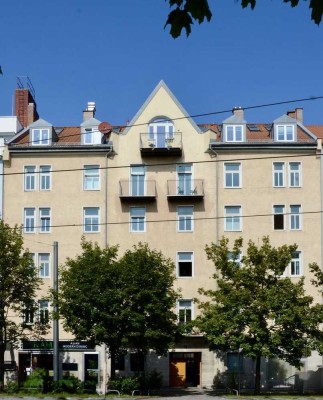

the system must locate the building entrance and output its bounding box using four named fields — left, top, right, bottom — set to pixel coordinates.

left=169, top=352, right=201, bottom=387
